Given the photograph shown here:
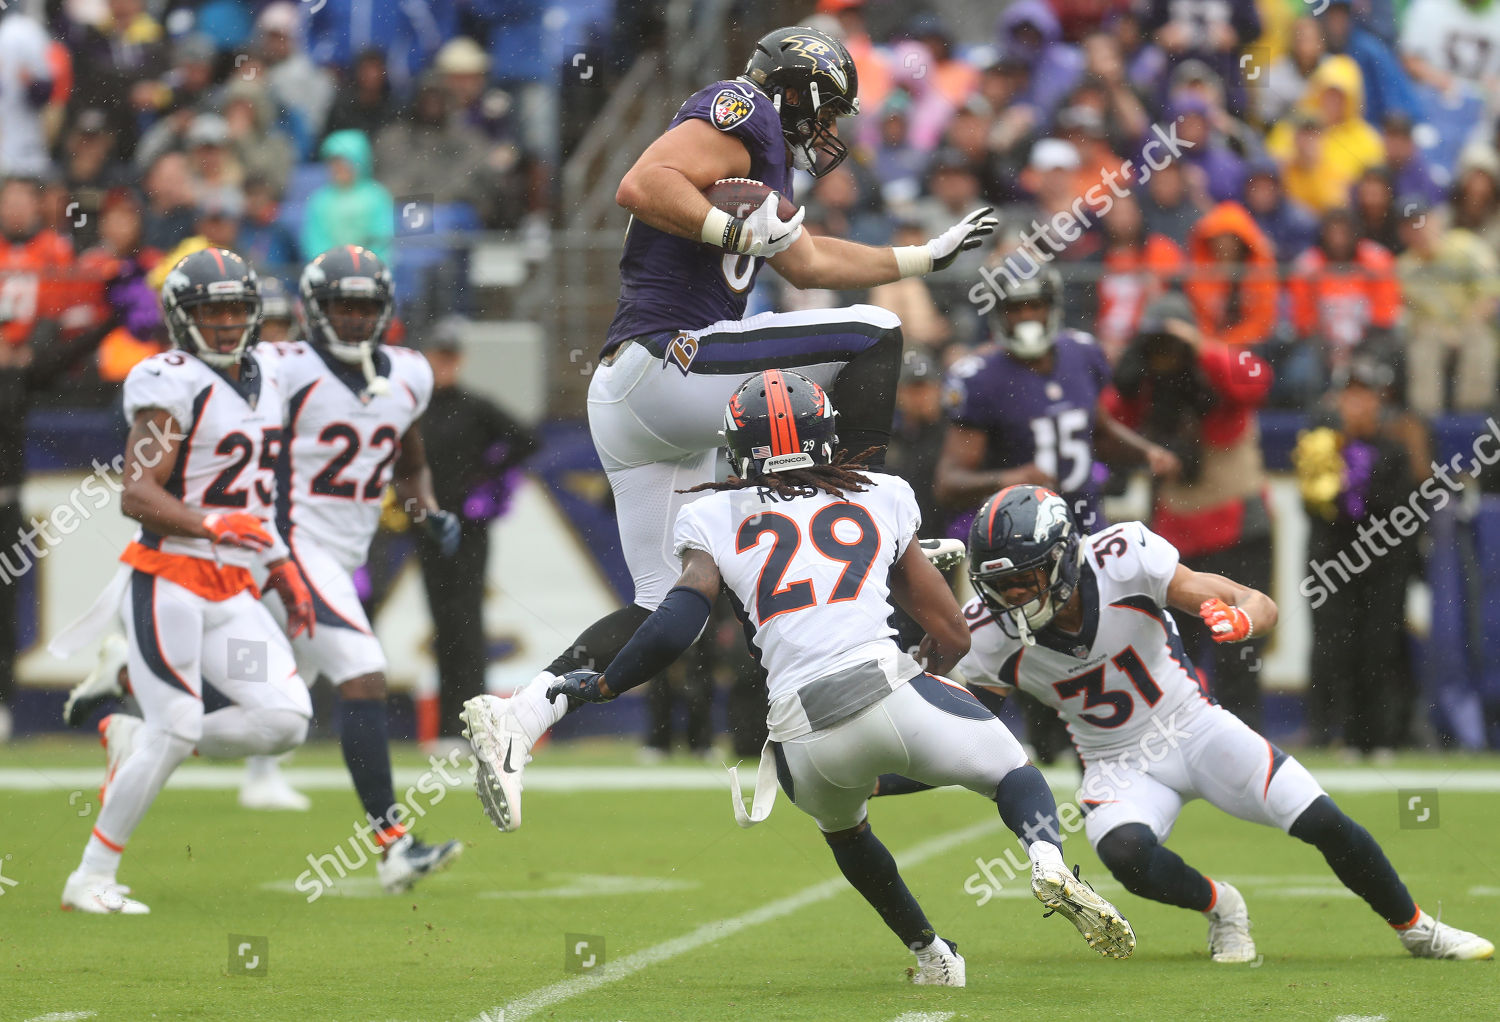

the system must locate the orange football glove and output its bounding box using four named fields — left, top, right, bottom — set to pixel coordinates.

left=1200, top=598, right=1252, bottom=643
left=266, top=558, right=315, bottom=638
left=202, top=511, right=274, bottom=552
